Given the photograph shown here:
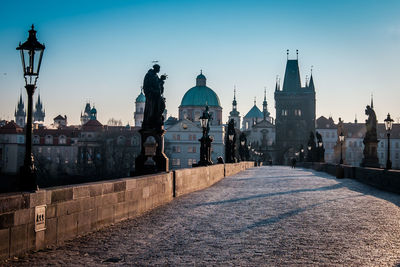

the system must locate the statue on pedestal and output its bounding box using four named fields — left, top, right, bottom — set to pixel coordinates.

left=135, top=64, right=169, bottom=175
left=361, top=105, right=380, bottom=168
